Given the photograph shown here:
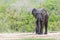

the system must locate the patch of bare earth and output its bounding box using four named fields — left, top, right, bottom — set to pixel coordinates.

left=0, top=32, right=60, bottom=40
